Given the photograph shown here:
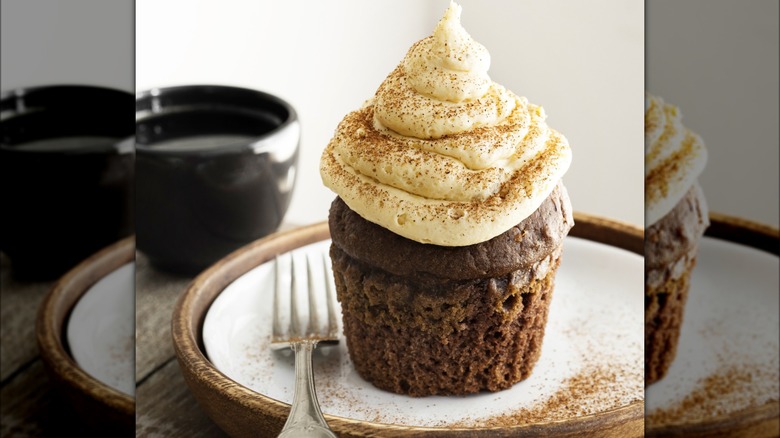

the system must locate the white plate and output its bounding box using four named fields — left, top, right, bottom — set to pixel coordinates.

left=66, top=262, right=135, bottom=397
left=646, top=237, right=779, bottom=425
left=203, top=237, right=643, bottom=427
